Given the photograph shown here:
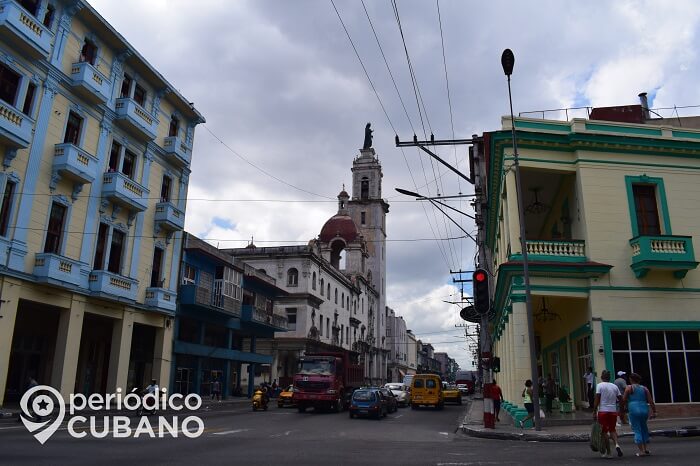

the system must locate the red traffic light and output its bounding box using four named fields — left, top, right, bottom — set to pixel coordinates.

left=474, top=271, right=487, bottom=282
